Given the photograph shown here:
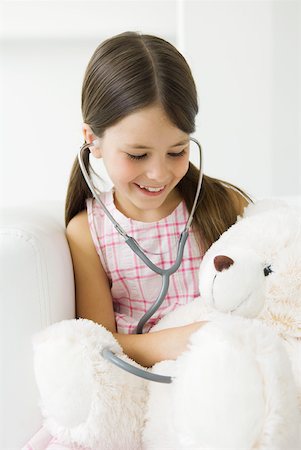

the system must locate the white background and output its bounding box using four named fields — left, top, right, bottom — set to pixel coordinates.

left=0, top=0, right=300, bottom=207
